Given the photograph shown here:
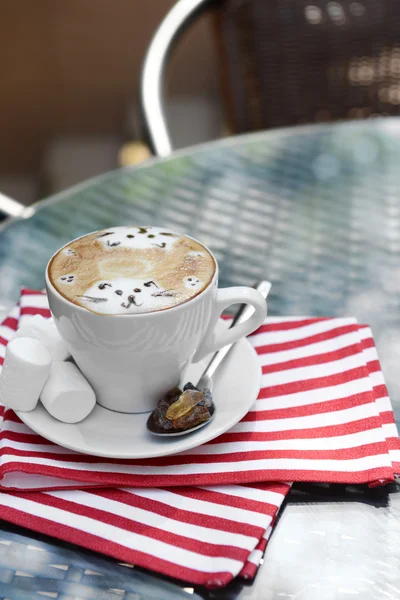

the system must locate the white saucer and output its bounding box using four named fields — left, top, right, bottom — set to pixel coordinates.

left=17, top=327, right=261, bottom=459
